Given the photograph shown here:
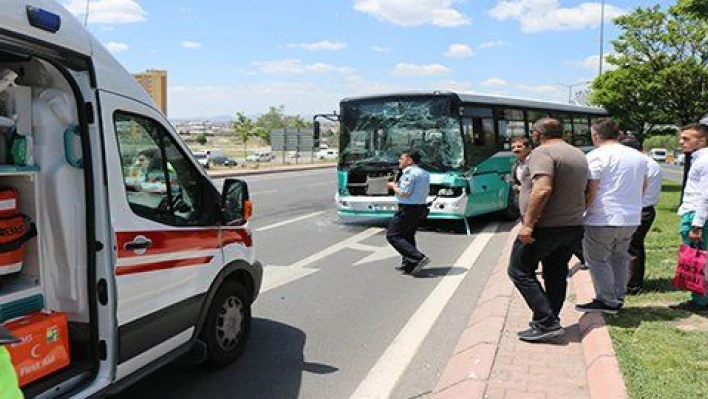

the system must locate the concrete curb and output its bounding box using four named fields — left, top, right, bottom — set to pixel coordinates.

left=570, top=266, right=628, bottom=399
left=206, top=163, right=336, bottom=178
left=432, top=224, right=520, bottom=398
